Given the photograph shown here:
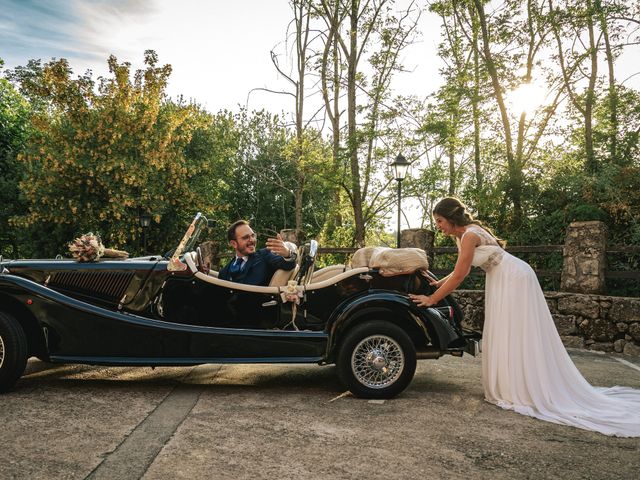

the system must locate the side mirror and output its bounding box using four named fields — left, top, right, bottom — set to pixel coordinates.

left=308, top=240, right=318, bottom=258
